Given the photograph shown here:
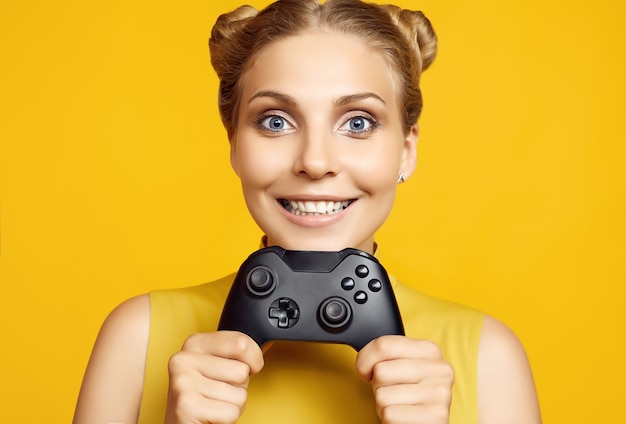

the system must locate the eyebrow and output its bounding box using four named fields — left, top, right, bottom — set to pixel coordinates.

left=334, top=92, right=387, bottom=107
left=247, top=90, right=297, bottom=106
left=246, top=90, right=386, bottom=107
